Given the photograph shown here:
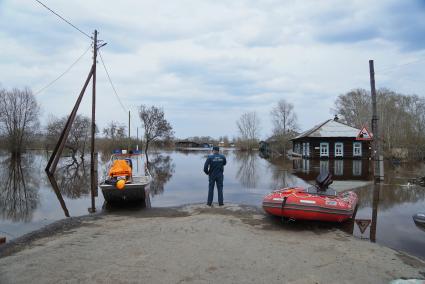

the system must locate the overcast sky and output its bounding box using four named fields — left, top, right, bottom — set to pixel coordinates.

left=1, top=0, right=424, bottom=139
